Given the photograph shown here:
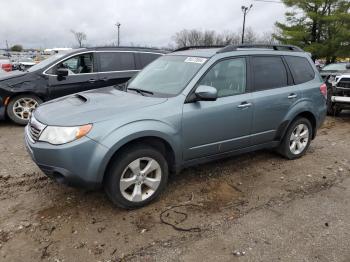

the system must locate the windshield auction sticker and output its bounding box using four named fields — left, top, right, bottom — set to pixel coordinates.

left=185, top=57, right=207, bottom=64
